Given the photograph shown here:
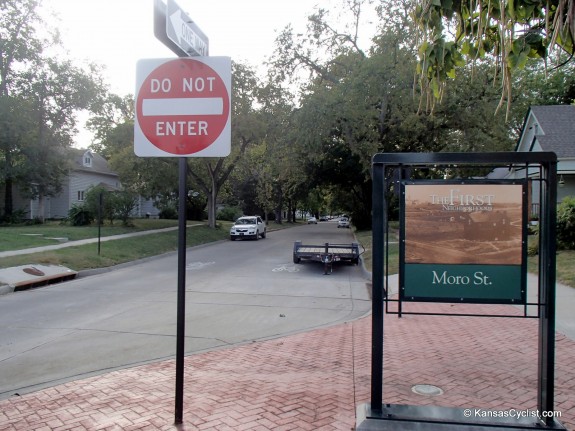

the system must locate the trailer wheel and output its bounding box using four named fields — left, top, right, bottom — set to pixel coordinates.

left=293, top=241, right=302, bottom=264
